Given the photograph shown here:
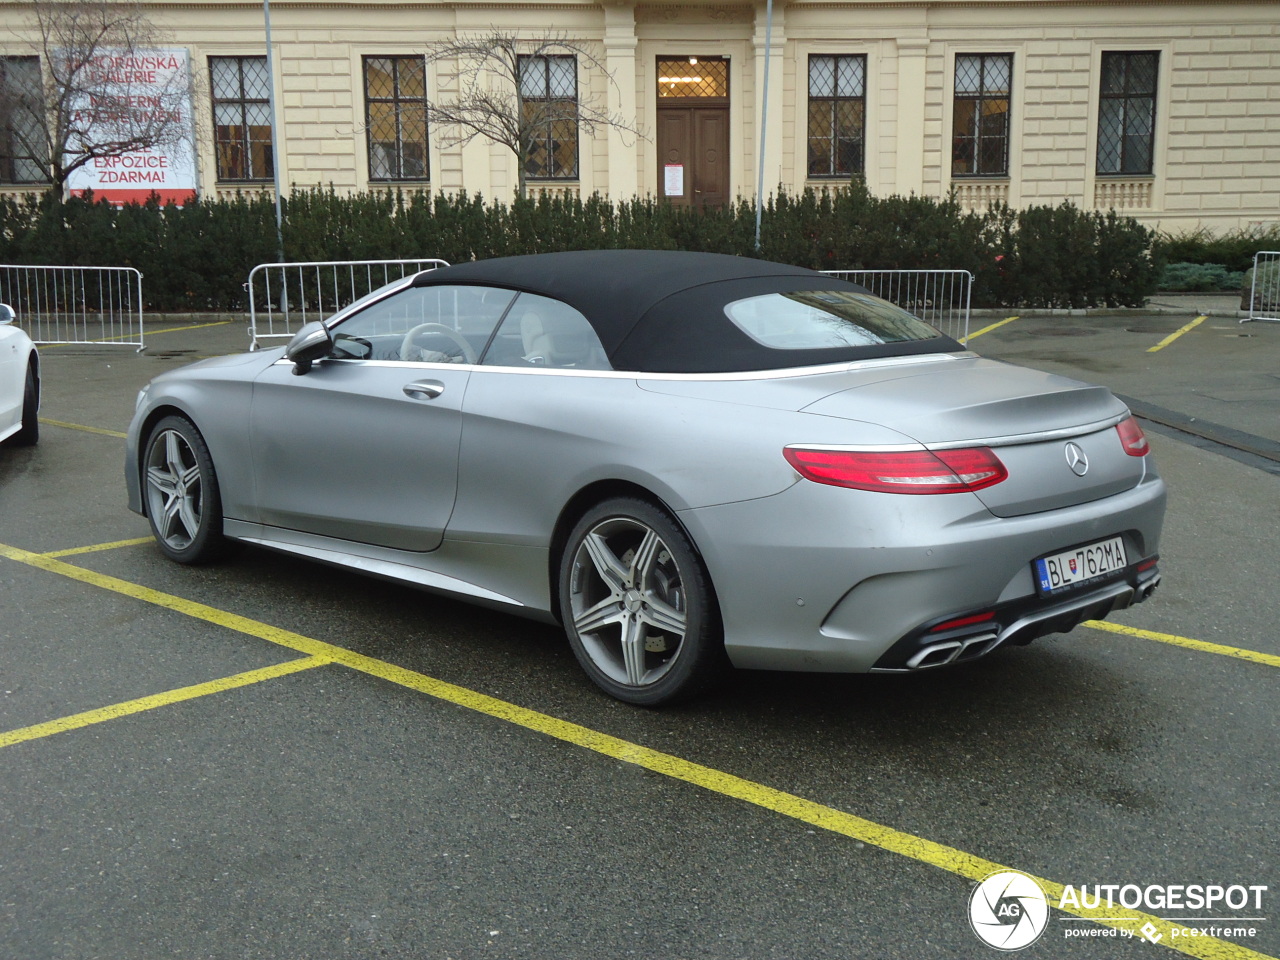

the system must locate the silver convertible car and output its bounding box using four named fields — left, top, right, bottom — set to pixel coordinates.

left=126, top=251, right=1165, bottom=704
